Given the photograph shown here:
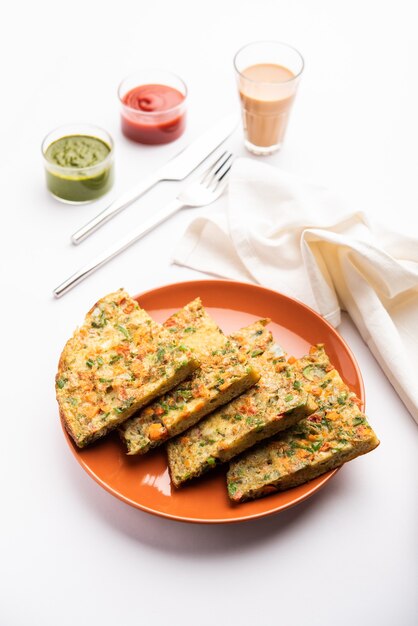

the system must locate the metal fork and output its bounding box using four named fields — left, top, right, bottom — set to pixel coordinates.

left=53, top=151, right=233, bottom=298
